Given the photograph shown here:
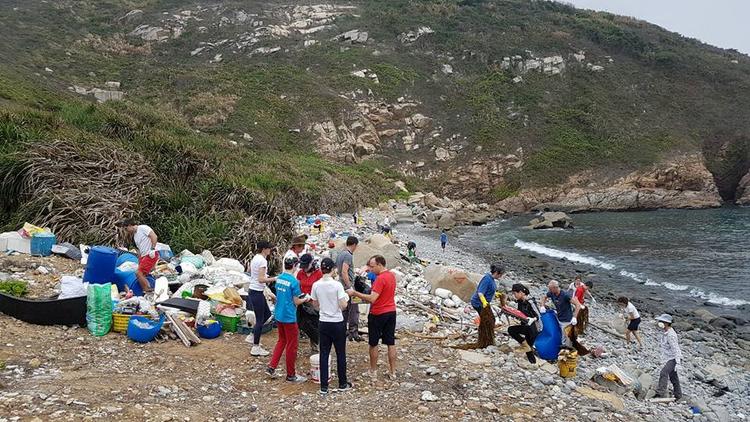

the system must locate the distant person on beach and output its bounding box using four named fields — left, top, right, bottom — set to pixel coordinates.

left=348, top=255, right=398, bottom=381
left=440, top=230, right=448, bottom=252
left=470, top=263, right=505, bottom=316
left=336, top=236, right=363, bottom=342
left=266, top=256, right=309, bottom=383
left=248, top=241, right=277, bottom=357
left=116, top=218, right=157, bottom=295
left=617, top=296, right=643, bottom=348
left=310, top=258, right=352, bottom=395
left=655, top=313, right=682, bottom=400
left=541, top=280, right=582, bottom=343
left=406, top=241, right=417, bottom=262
